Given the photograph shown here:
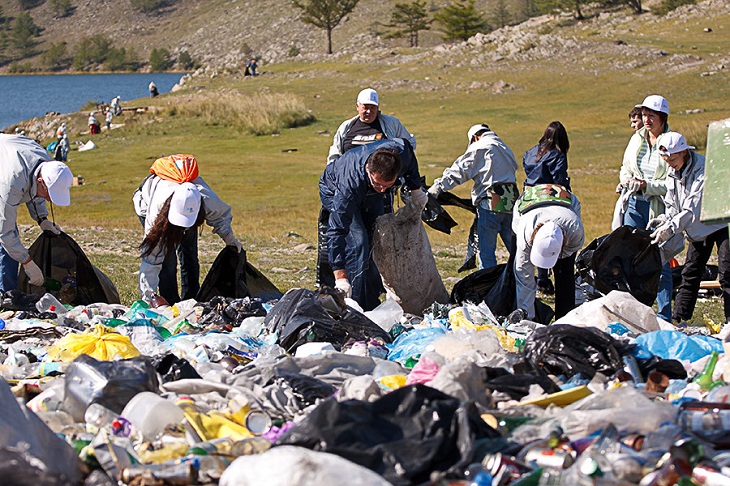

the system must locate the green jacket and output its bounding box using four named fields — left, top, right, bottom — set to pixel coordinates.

left=619, top=125, right=669, bottom=219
